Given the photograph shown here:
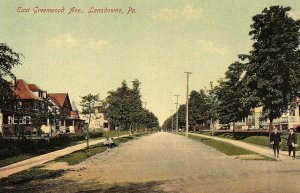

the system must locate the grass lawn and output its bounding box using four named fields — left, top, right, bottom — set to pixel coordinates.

left=183, top=134, right=275, bottom=161
left=187, top=134, right=255, bottom=156
left=0, top=155, right=33, bottom=168
left=0, top=131, right=131, bottom=168
left=198, top=131, right=300, bottom=151
left=0, top=166, right=65, bottom=187
left=54, top=135, right=141, bottom=165
left=0, top=133, right=148, bottom=188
